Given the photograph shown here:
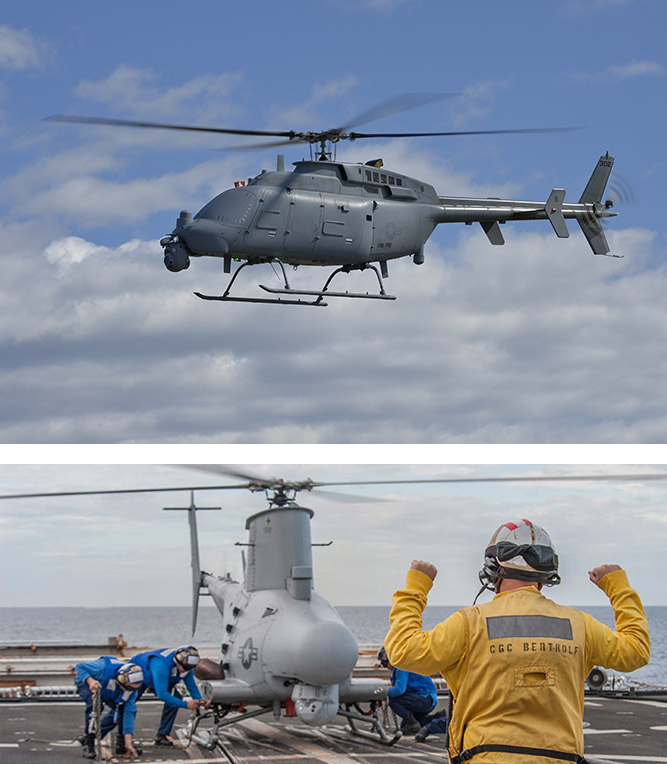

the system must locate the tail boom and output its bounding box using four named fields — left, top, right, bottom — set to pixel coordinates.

left=434, top=152, right=618, bottom=255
